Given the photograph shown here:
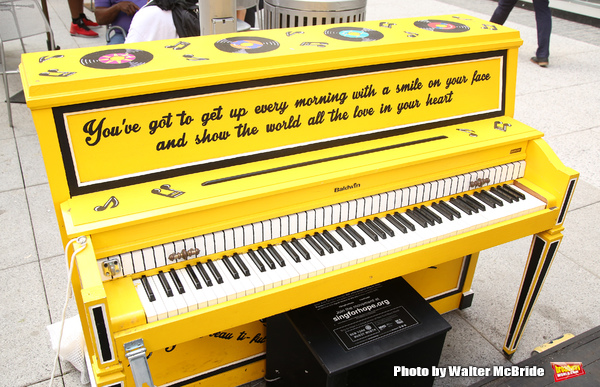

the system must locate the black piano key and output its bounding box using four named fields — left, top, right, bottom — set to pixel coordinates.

left=385, top=213, right=408, bottom=233
left=344, top=224, right=365, bottom=245
left=456, top=196, right=479, bottom=213
left=157, top=271, right=173, bottom=297
left=304, top=234, right=325, bottom=256
left=291, top=238, right=311, bottom=260
left=257, top=247, right=277, bottom=269
left=232, top=253, right=251, bottom=277
left=141, top=275, right=156, bottom=302
left=499, top=184, right=523, bottom=201
left=206, top=259, right=224, bottom=284
left=195, top=262, right=213, bottom=287
left=463, top=194, right=486, bottom=211
left=474, top=191, right=497, bottom=208
left=373, top=217, right=395, bottom=237
left=336, top=226, right=356, bottom=247
left=323, top=229, right=343, bottom=251
left=502, top=184, right=526, bottom=200
left=405, top=209, right=429, bottom=228
left=221, top=256, right=240, bottom=279
left=357, top=221, right=378, bottom=241
left=420, top=205, right=443, bottom=224
left=393, top=212, right=416, bottom=231
left=490, top=186, right=513, bottom=203
left=281, top=240, right=301, bottom=262
left=267, top=245, right=286, bottom=267
left=365, top=219, right=387, bottom=239
left=450, top=197, right=473, bottom=215
left=185, top=264, right=202, bottom=289
left=413, top=207, right=435, bottom=226
left=313, top=232, right=334, bottom=254
left=247, top=249, right=266, bottom=272
left=438, top=200, right=461, bottom=218
left=431, top=202, right=453, bottom=220
left=169, top=268, right=185, bottom=294
left=479, top=189, right=503, bottom=206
